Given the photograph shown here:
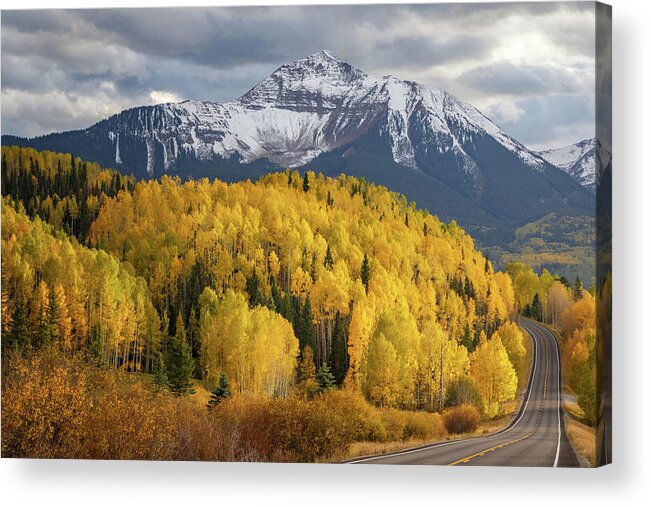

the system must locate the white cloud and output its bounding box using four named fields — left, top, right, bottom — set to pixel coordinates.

left=149, top=90, right=181, bottom=105
left=1, top=3, right=598, bottom=149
